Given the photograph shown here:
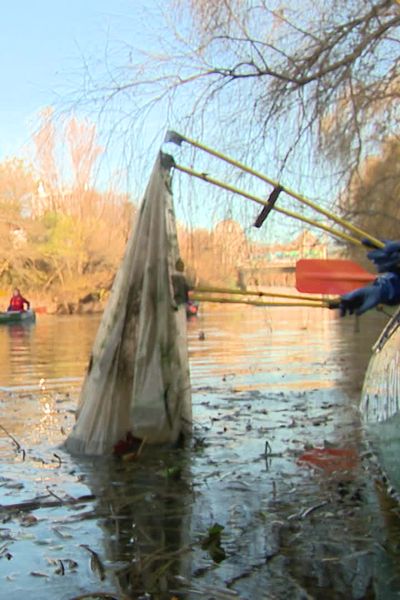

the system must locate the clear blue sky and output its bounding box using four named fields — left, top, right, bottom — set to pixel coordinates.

left=0, top=0, right=144, bottom=159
